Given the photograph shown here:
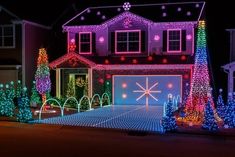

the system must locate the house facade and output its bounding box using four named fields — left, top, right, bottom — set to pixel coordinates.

left=49, top=2, right=205, bottom=106
left=0, top=5, right=50, bottom=89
